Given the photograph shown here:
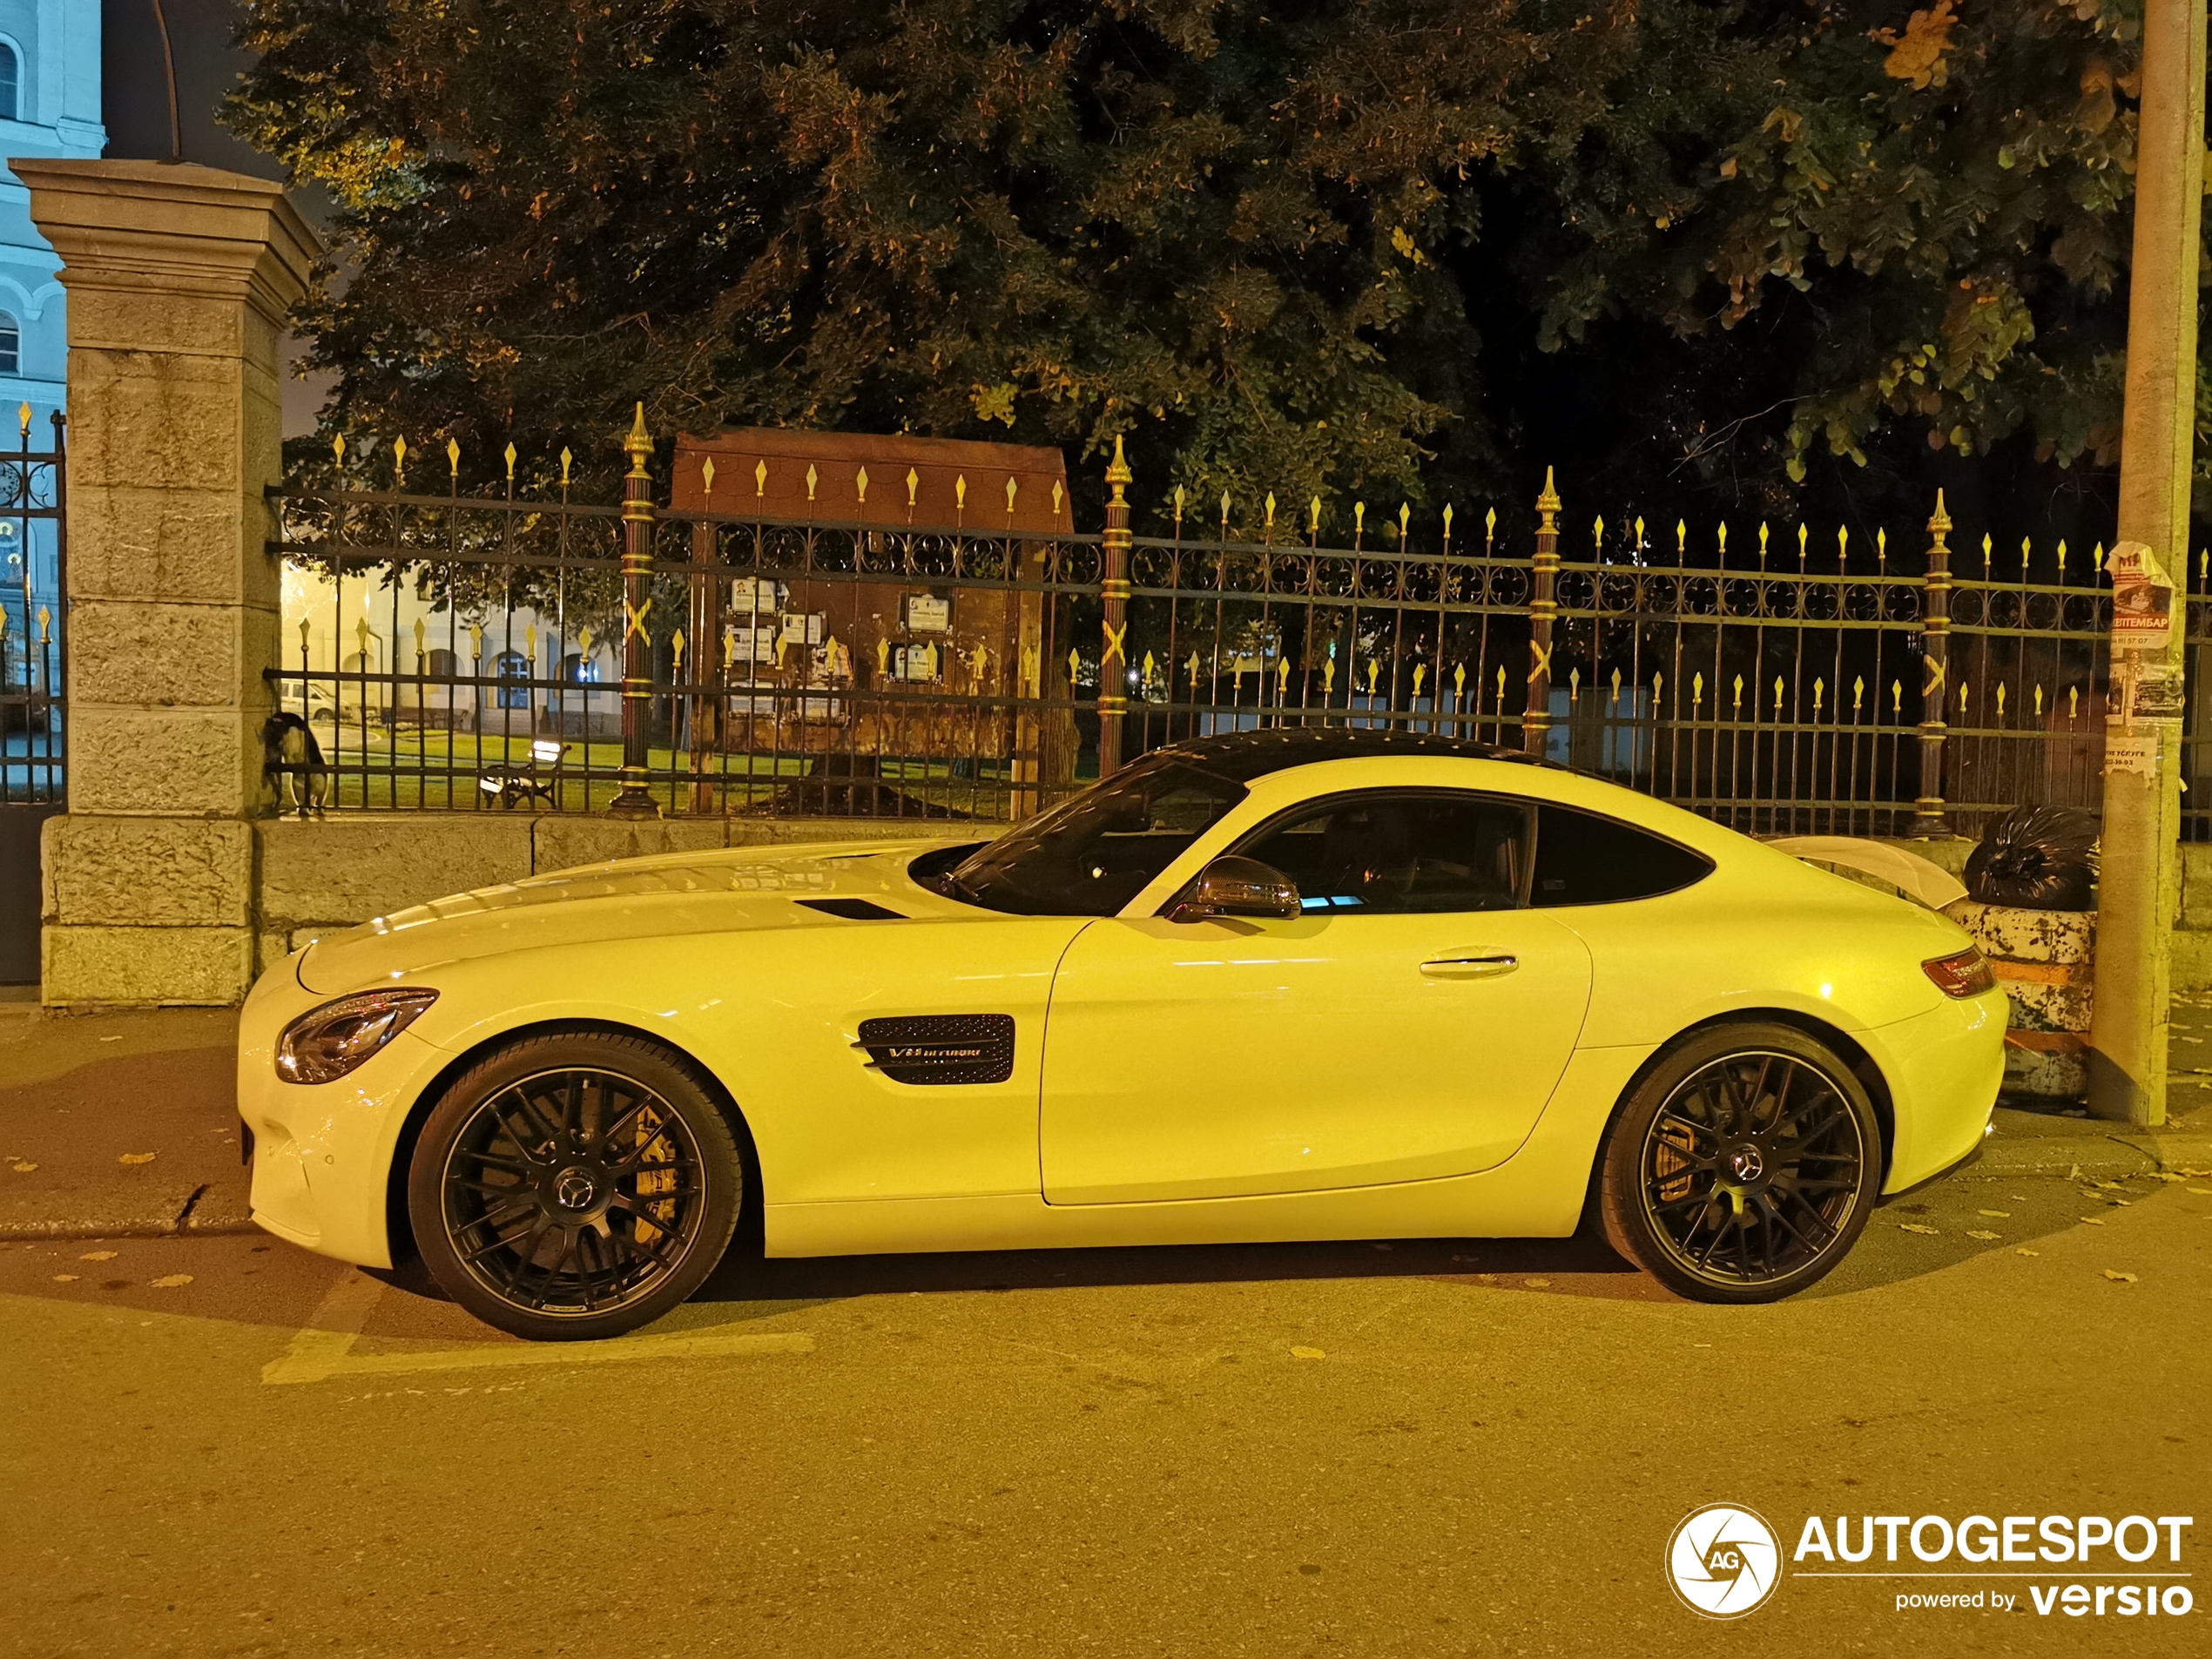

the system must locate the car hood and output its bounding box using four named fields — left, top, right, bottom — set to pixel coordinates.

left=295, top=837, right=980, bottom=995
